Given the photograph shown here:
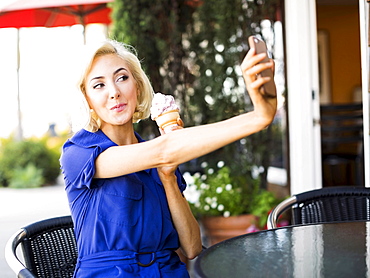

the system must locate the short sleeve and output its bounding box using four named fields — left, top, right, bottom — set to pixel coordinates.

left=60, top=129, right=116, bottom=190
left=60, top=142, right=101, bottom=189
